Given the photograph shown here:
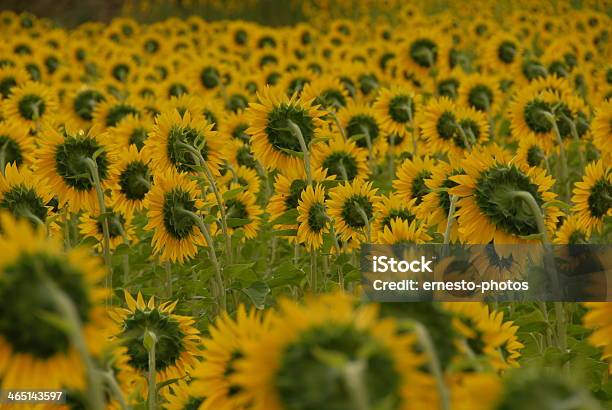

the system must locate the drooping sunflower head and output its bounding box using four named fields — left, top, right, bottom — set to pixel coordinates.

left=234, top=292, right=434, bottom=410
left=378, top=217, right=432, bottom=244
left=515, top=133, right=549, bottom=169
left=65, top=85, right=107, bottom=127
left=401, top=29, right=450, bottom=80
left=458, top=72, right=501, bottom=114
left=483, top=33, right=523, bottom=72
left=2, top=81, right=58, bottom=129
left=300, top=75, right=349, bottom=111
left=419, top=96, right=463, bottom=155
left=220, top=110, right=251, bottom=144
left=246, top=86, right=326, bottom=170
left=92, top=97, right=141, bottom=129
left=327, top=178, right=379, bottom=243
left=79, top=204, right=134, bottom=251
left=337, top=102, right=386, bottom=154
left=553, top=215, right=590, bottom=244
left=571, top=159, right=611, bottom=235
left=146, top=109, right=224, bottom=176
left=111, top=113, right=153, bottom=152
left=449, top=145, right=562, bottom=244
left=372, top=193, right=419, bottom=240
left=0, top=65, right=29, bottom=100
left=111, top=291, right=201, bottom=384
left=0, top=213, right=112, bottom=391
left=35, top=126, right=115, bottom=212
left=212, top=183, right=263, bottom=240
left=592, top=99, right=611, bottom=157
